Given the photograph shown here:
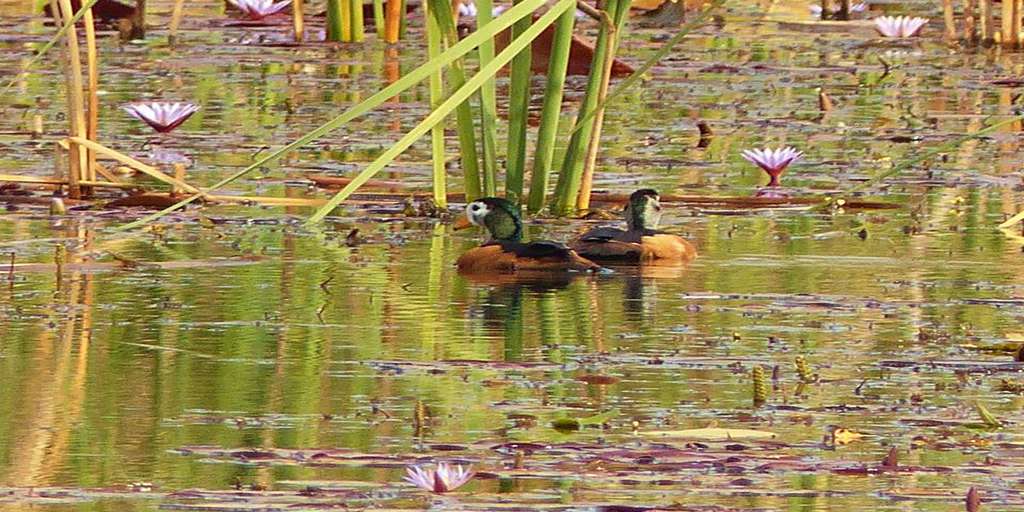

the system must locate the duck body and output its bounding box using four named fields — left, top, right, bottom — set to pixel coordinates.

left=455, top=197, right=603, bottom=274
left=457, top=240, right=601, bottom=273
left=571, top=227, right=696, bottom=262
left=571, top=189, right=697, bottom=263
